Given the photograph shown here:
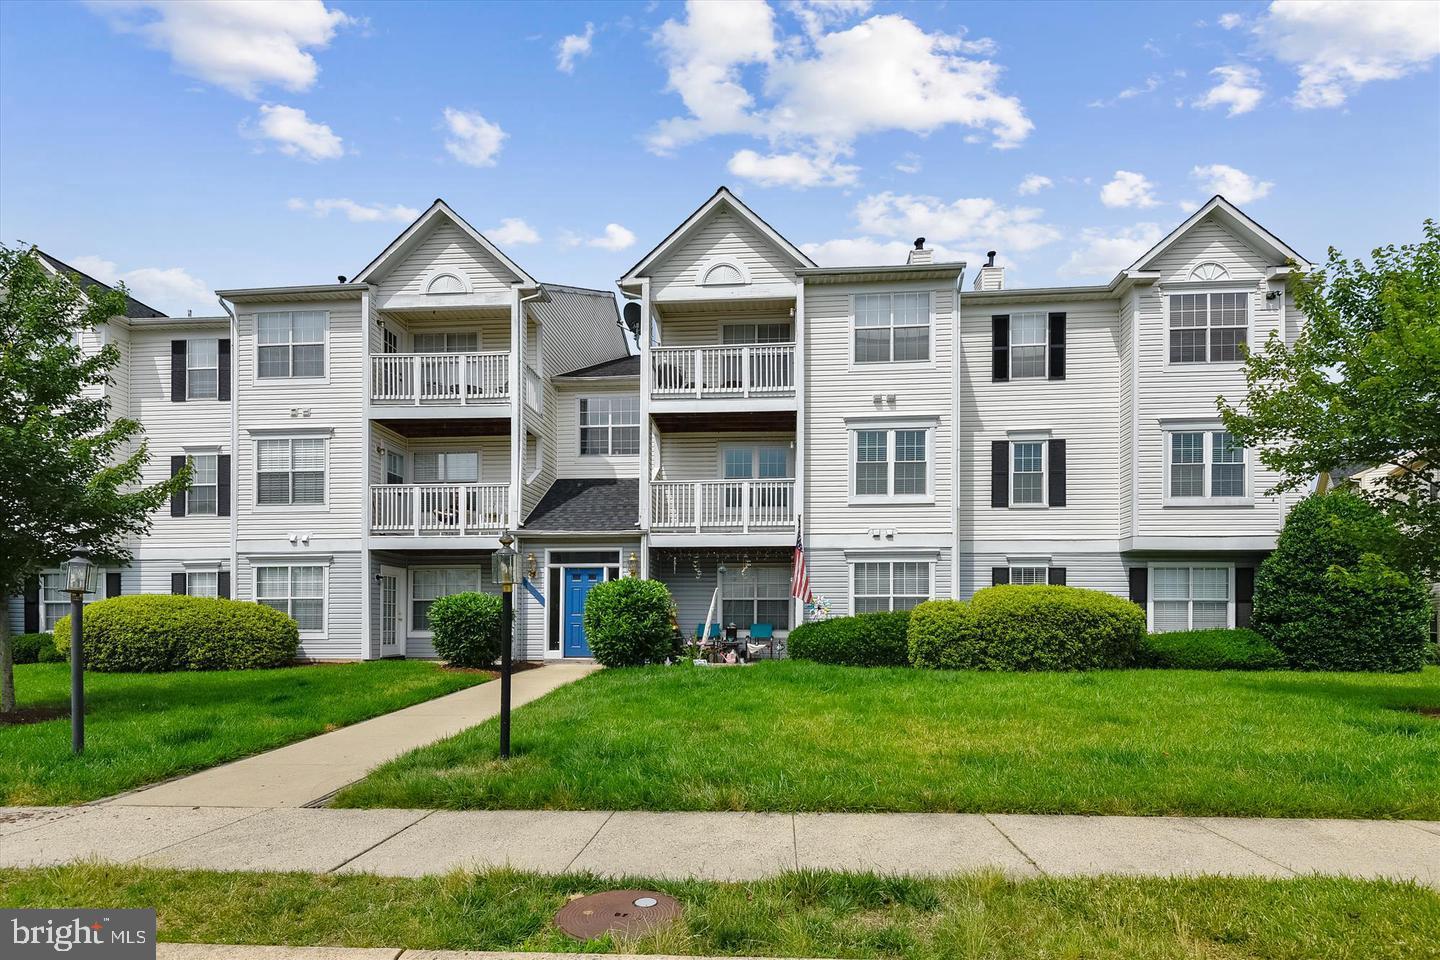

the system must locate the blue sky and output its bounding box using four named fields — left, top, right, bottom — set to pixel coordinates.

left=1, top=0, right=1437, bottom=316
